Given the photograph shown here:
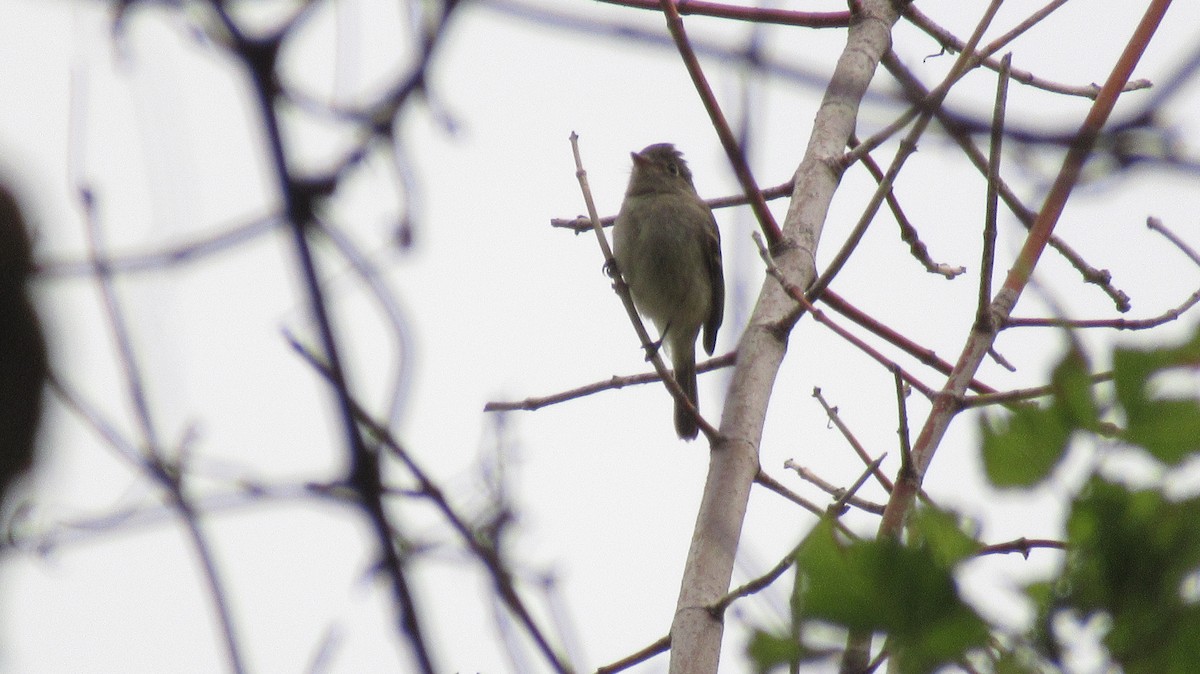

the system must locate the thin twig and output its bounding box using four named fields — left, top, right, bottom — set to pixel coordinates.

left=754, top=470, right=854, bottom=534
left=960, top=371, right=1113, bottom=409
left=595, top=635, right=672, bottom=674
left=484, top=352, right=735, bottom=412
left=710, top=547, right=797, bottom=617
left=847, top=134, right=965, bottom=279
left=881, top=52, right=1133, bottom=312
left=1147, top=216, right=1200, bottom=266
left=37, top=212, right=281, bottom=277
left=829, top=454, right=888, bottom=518
left=782, top=460, right=886, bottom=515
left=549, top=179, right=795, bottom=233
left=977, top=53, right=1010, bottom=332
left=80, top=186, right=246, bottom=674
left=288, top=334, right=572, bottom=673
left=753, top=233, right=938, bottom=400
left=976, top=537, right=1067, bottom=557
left=903, top=2, right=1151, bottom=99
left=1005, top=290, right=1200, bottom=329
